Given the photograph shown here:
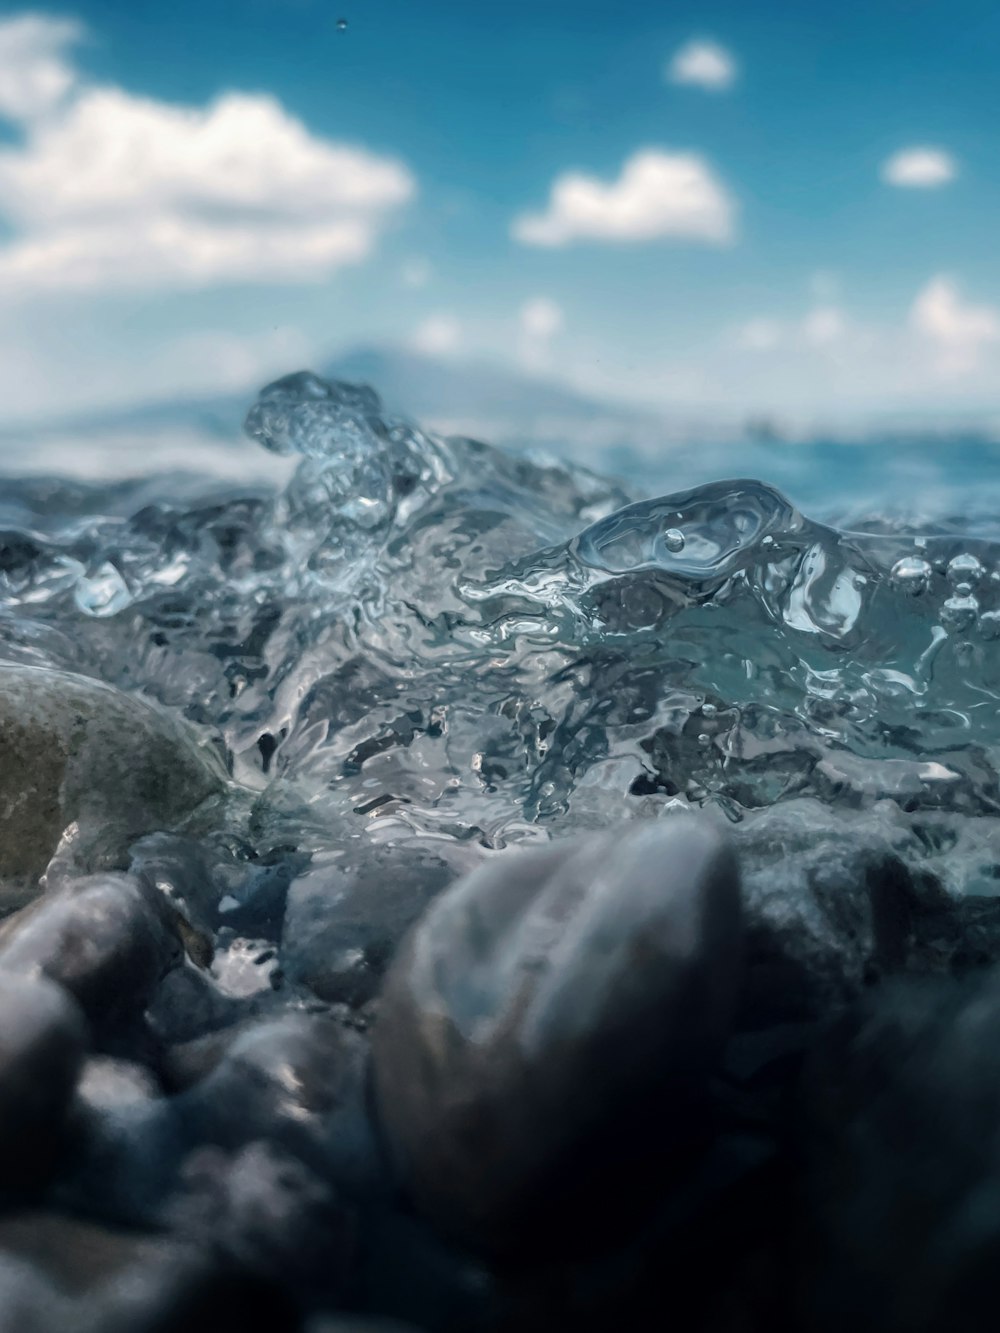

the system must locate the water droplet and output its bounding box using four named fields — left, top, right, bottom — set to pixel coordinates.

left=663, top=528, right=685, bottom=553
left=941, top=593, right=979, bottom=633
left=336, top=16, right=349, bottom=30
left=980, top=611, right=1000, bottom=640
left=947, top=552, right=985, bottom=586
left=890, top=556, right=932, bottom=596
